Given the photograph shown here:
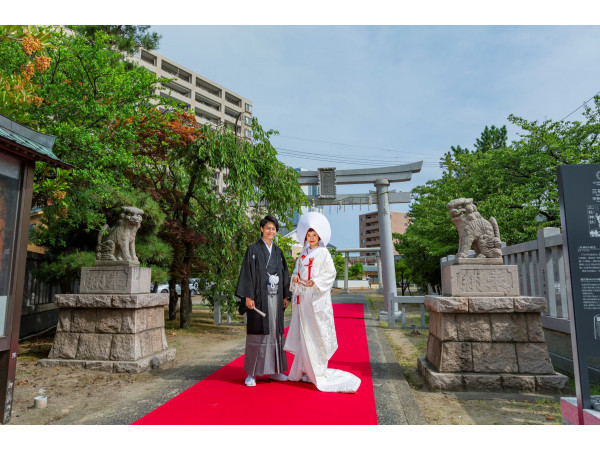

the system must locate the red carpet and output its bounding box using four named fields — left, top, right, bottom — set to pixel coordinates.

left=134, top=303, right=377, bottom=425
